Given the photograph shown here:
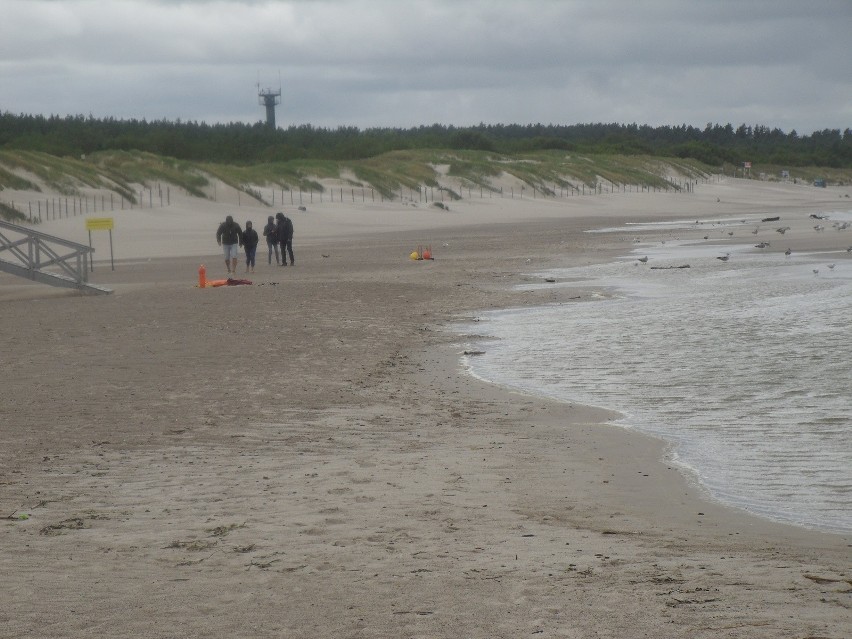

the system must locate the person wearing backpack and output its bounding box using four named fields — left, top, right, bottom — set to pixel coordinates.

left=276, top=211, right=295, bottom=266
